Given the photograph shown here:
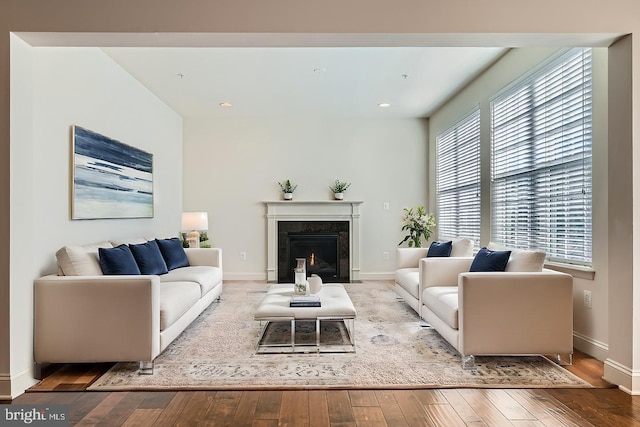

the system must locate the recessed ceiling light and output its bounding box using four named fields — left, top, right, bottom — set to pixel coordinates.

left=378, top=103, right=391, bottom=108
left=219, top=102, right=233, bottom=108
